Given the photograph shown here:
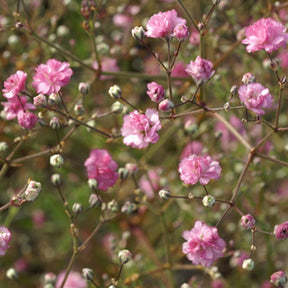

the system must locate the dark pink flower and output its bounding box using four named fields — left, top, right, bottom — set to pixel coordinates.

left=84, top=149, right=118, bottom=191
left=274, top=221, right=288, bottom=239
left=238, top=83, right=273, bottom=115
left=1, top=96, right=35, bottom=120
left=2, top=70, right=27, bottom=99
left=241, top=214, right=256, bottom=229
left=146, top=82, right=165, bottom=103
left=145, top=9, right=187, bottom=39
left=121, top=108, right=161, bottom=149
left=0, top=226, right=11, bottom=256
left=185, top=56, right=215, bottom=85
left=56, top=271, right=87, bottom=288
left=17, top=110, right=38, bottom=129
left=32, top=59, right=73, bottom=95
left=179, top=154, right=221, bottom=185
left=270, top=270, right=287, bottom=287
left=182, top=221, right=226, bottom=267
left=242, top=18, right=288, bottom=53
